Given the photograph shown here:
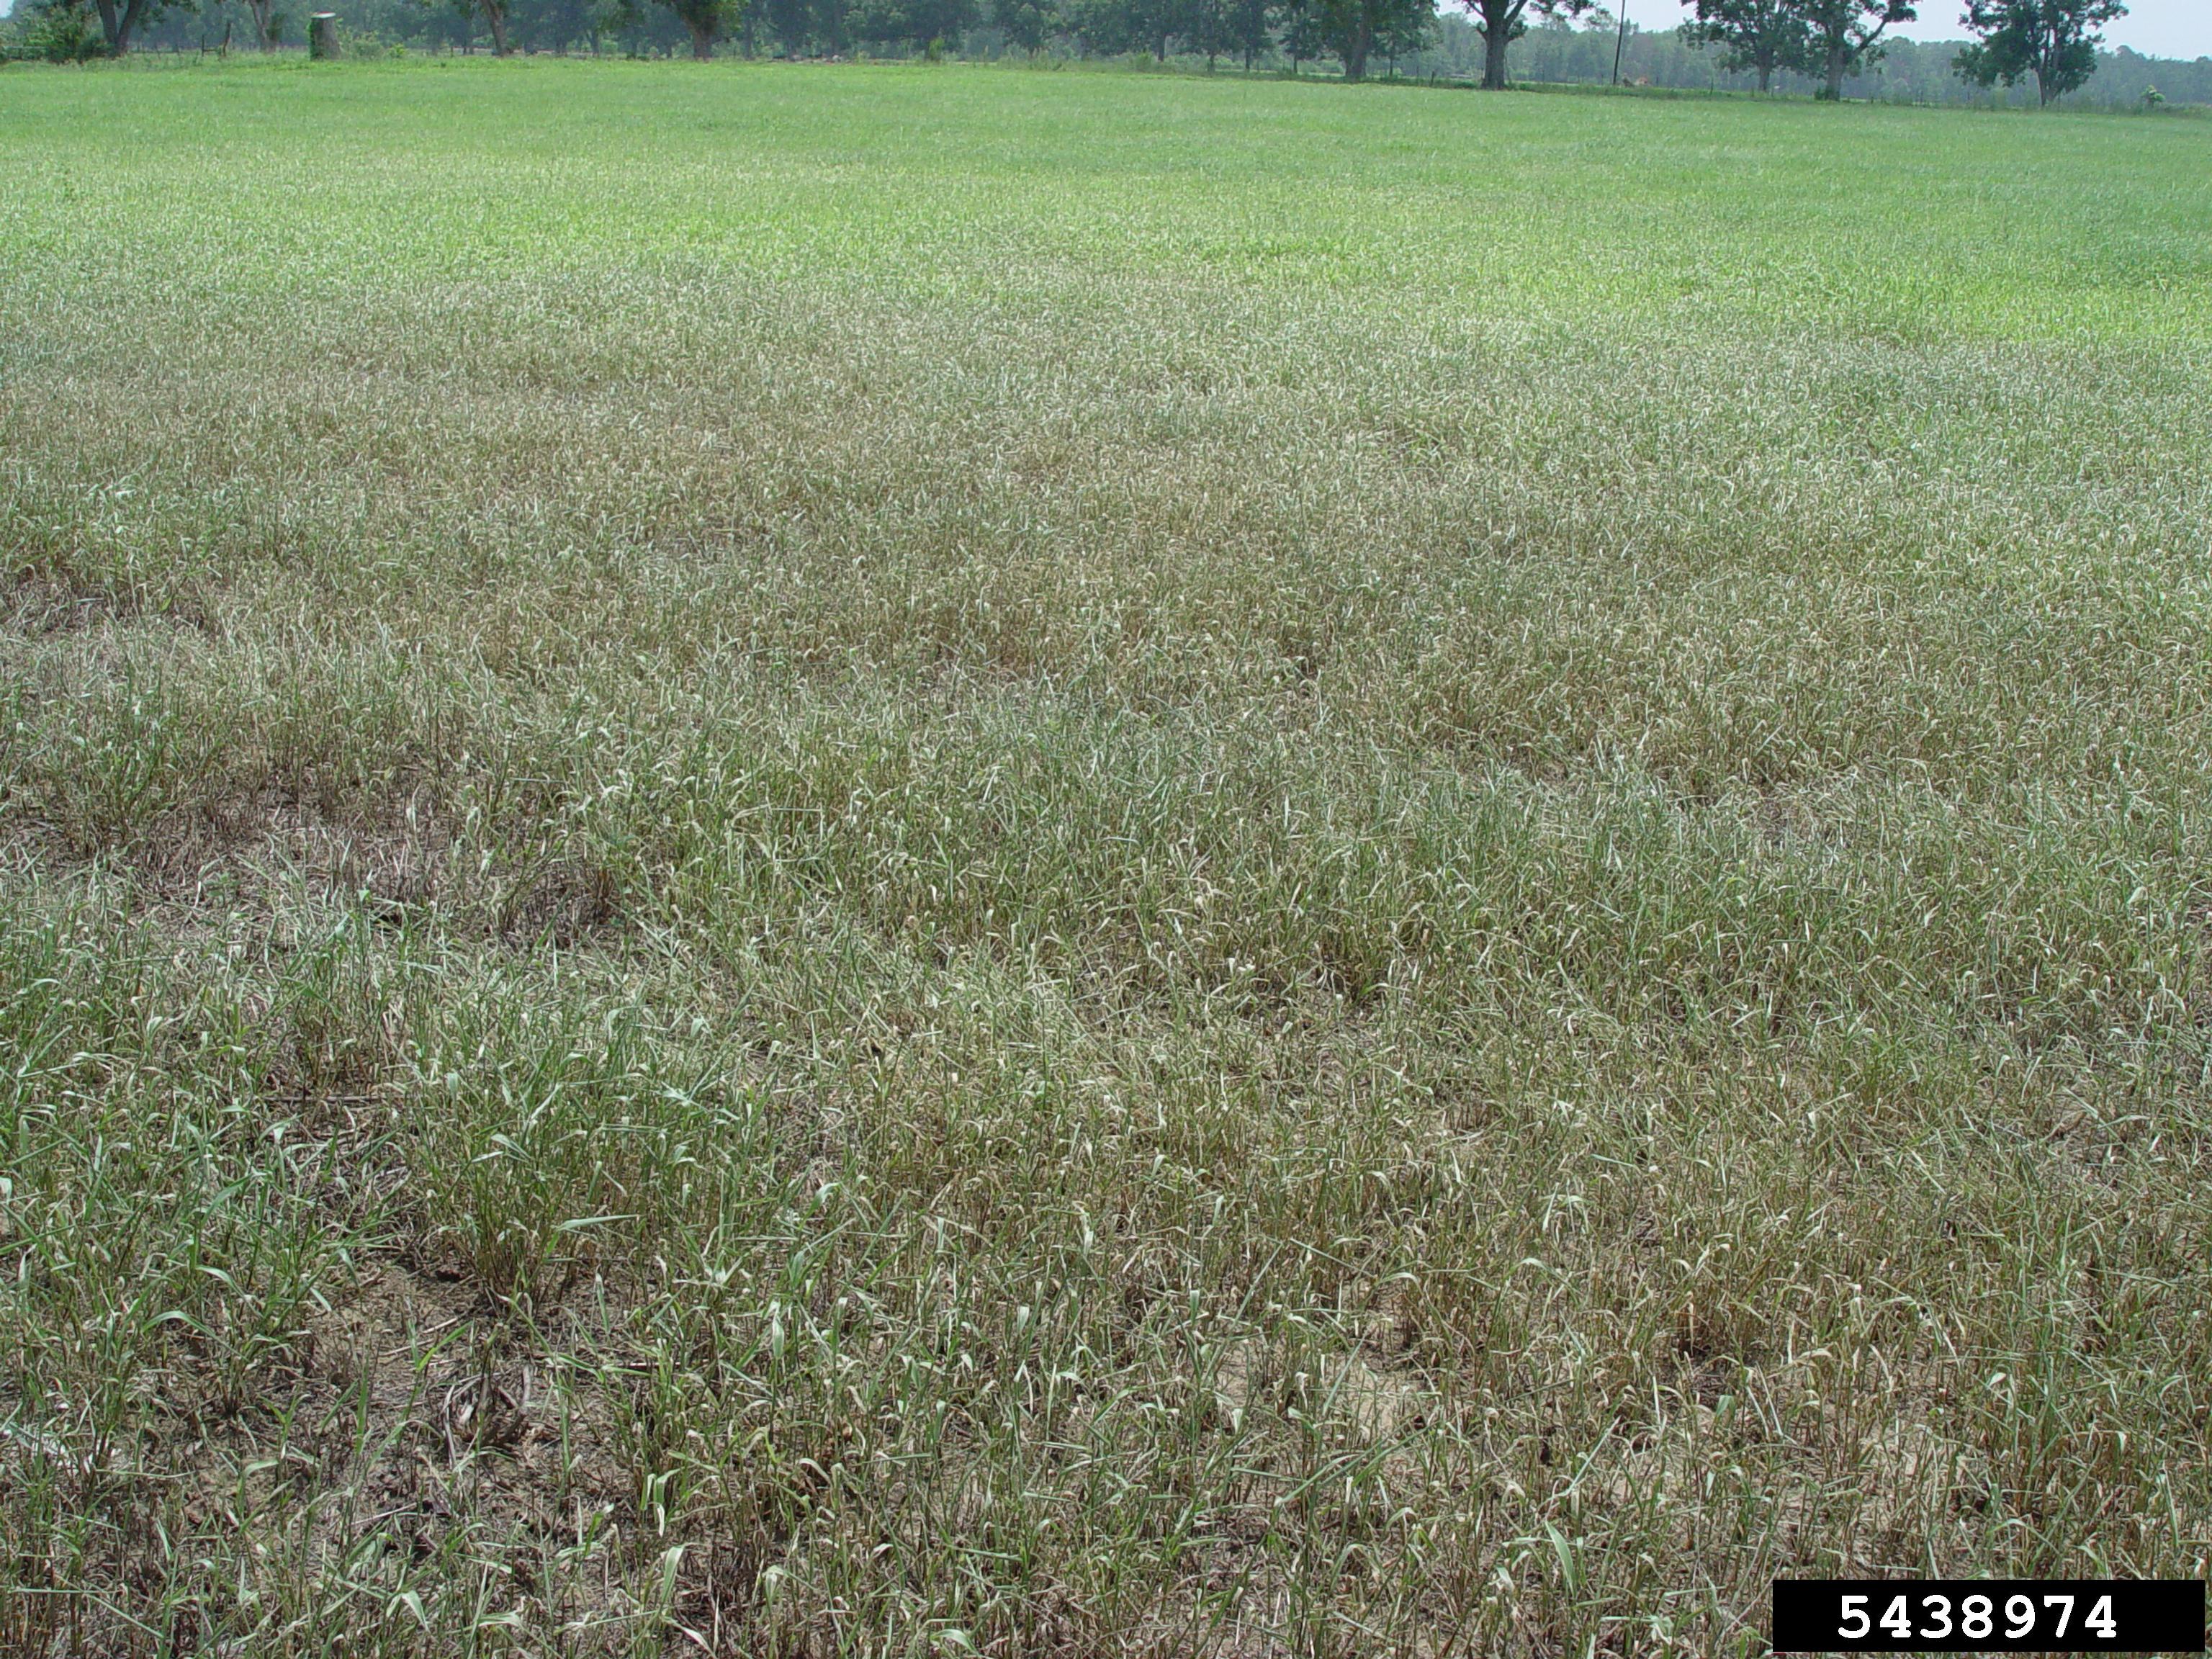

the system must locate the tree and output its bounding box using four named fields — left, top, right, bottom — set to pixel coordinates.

left=1679, top=0, right=1805, bottom=90
left=1058, top=0, right=1126, bottom=51
left=1374, top=0, right=1429, bottom=71
left=850, top=0, right=974, bottom=50
left=518, top=0, right=604, bottom=51
left=658, top=0, right=739, bottom=52
left=1279, top=0, right=1322, bottom=68
left=1219, top=0, right=1271, bottom=66
left=454, top=0, right=518, bottom=53
left=763, top=0, right=811, bottom=50
left=234, top=0, right=283, bottom=49
left=1185, top=0, right=1233, bottom=67
left=1126, top=0, right=1179, bottom=59
left=1457, top=0, right=1594, bottom=89
left=1791, top=0, right=1913, bottom=98
left=590, top=0, right=649, bottom=51
left=86, top=0, right=171, bottom=52
left=1954, top=0, right=2124, bottom=104
left=996, top=0, right=1053, bottom=52
left=15, top=0, right=109, bottom=58
left=1309, top=0, right=1390, bottom=77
